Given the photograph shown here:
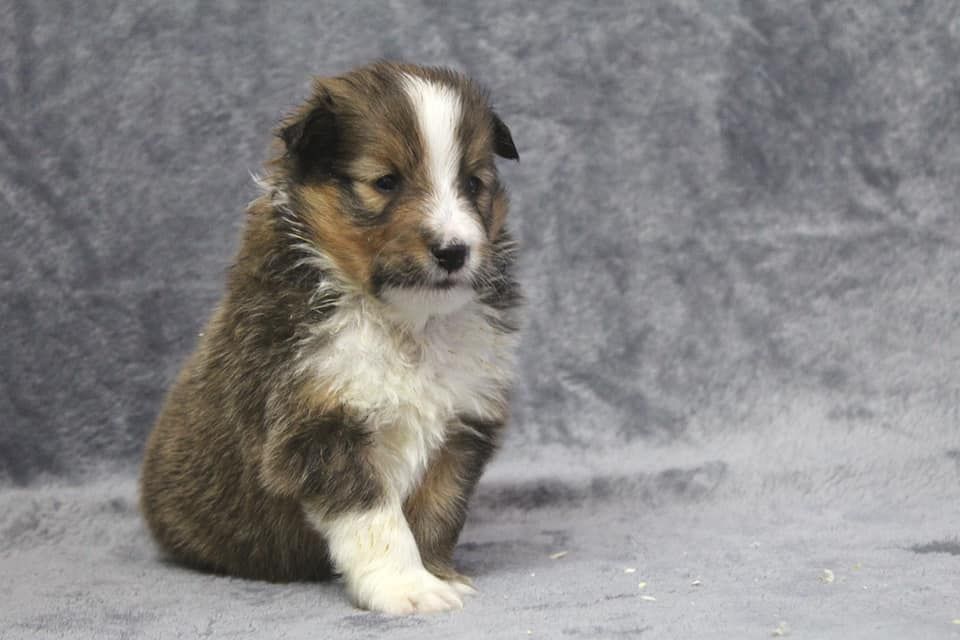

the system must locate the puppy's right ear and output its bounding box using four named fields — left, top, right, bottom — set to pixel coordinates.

left=277, top=88, right=339, bottom=178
